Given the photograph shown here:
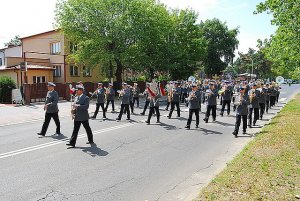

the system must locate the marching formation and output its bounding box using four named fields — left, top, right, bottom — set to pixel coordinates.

left=37, top=79, right=281, bottom=148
